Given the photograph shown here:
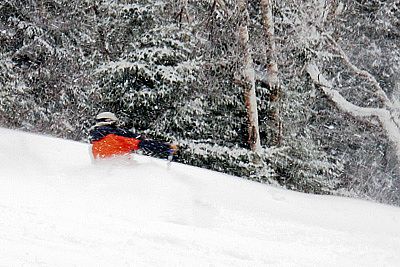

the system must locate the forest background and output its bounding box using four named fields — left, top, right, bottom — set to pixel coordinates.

left=1, top=0, right=399, bottom=206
